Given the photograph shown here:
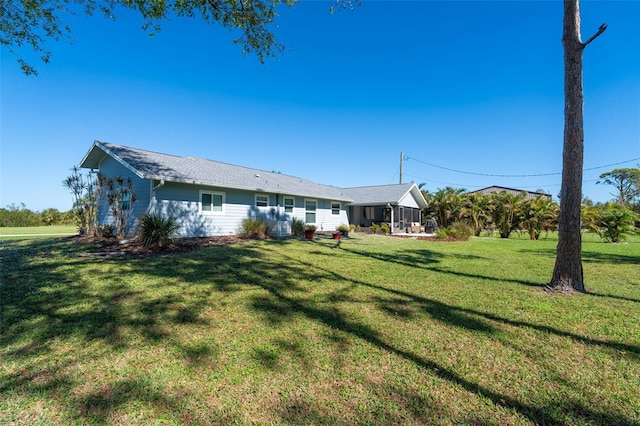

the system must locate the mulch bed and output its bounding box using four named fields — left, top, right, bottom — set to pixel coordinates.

left=72, top=235, right=251, bottom=258
left=70, top=233, right=467, bottom=259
